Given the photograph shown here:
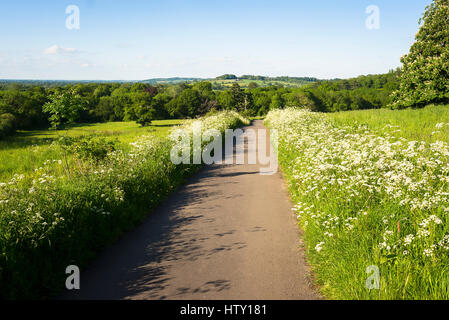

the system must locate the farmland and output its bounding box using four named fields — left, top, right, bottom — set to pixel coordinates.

left=266, top=106, right=449, bottom=299
left=209, top=78, right=314, bottom=89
